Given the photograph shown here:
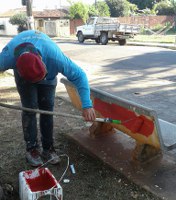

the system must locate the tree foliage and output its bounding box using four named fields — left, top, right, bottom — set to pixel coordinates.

left=127, top=0, right=162, bottom=10
left=88, top=5, right=99, bottom=17
left=69, top=1, right=89, bottom=22
left=95, top=1, right=110, bottom=16
left=89, top=1, right=110, bottom=17
left=69, top=1, right=110, bottom=21
left=105, top=0, right=130, bottom=17
left=127, top=0, right=176, bottom=16
left=170, top=0, right=176, bottom=14
left=128, top=2, right=138, bottom=14
left=9, top=13, right=27, bottom=26
left=9, top=13, right=28, bottom=32
left=153, top=0, right=175, bottom=15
